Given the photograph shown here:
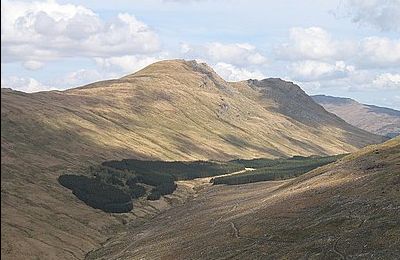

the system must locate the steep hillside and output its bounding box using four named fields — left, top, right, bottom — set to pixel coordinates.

left=1, top=59, right=385, bottom=259
left=313, top=94, right=400, bottom=138
left=88, top=137, right=400, bottom=259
